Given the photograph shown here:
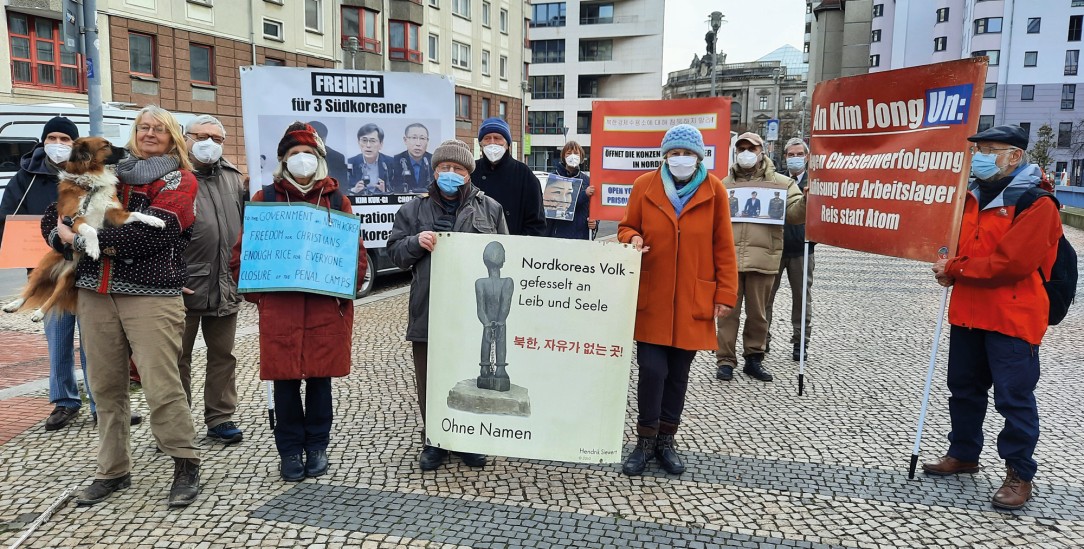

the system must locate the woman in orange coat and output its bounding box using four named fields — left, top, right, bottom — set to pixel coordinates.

left=617, top=124, right=738, bottom=476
